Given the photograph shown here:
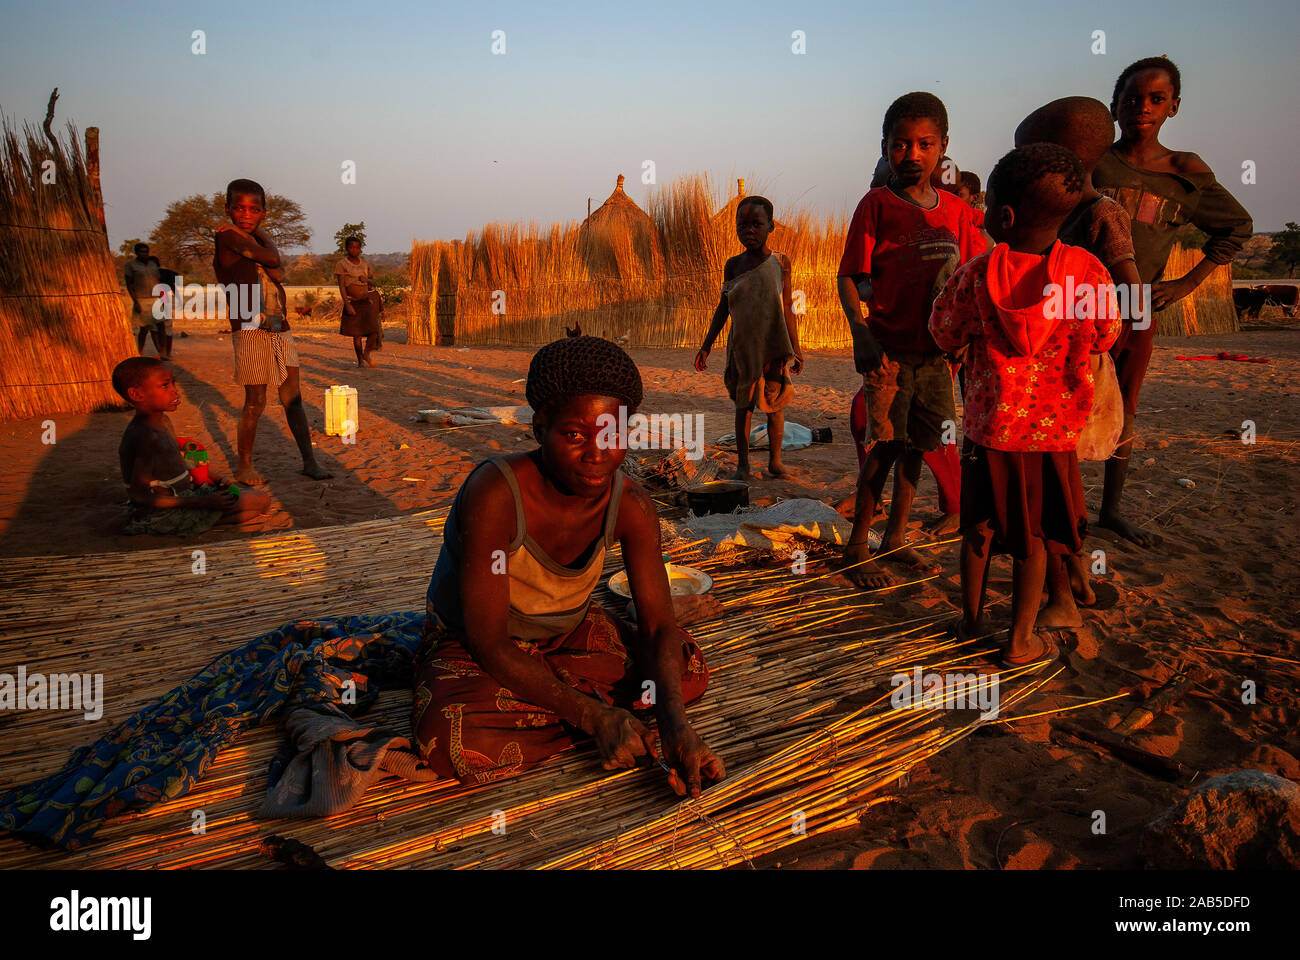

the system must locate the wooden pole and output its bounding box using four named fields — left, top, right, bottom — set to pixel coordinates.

left=42, top=87, right=59, bottom=144
left=85, top=126, right=107, bottom=233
